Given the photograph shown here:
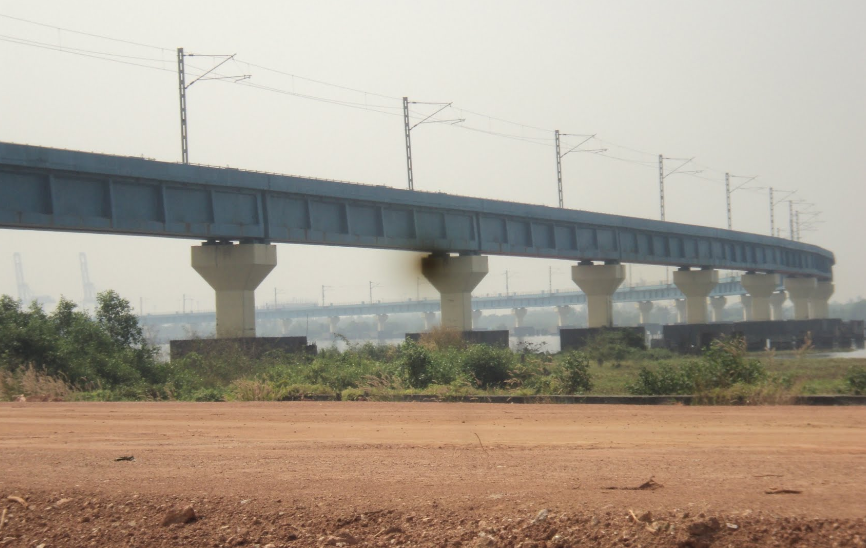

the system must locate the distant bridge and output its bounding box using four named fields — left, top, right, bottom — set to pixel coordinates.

left=137, top=277, right=750, bottom=328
